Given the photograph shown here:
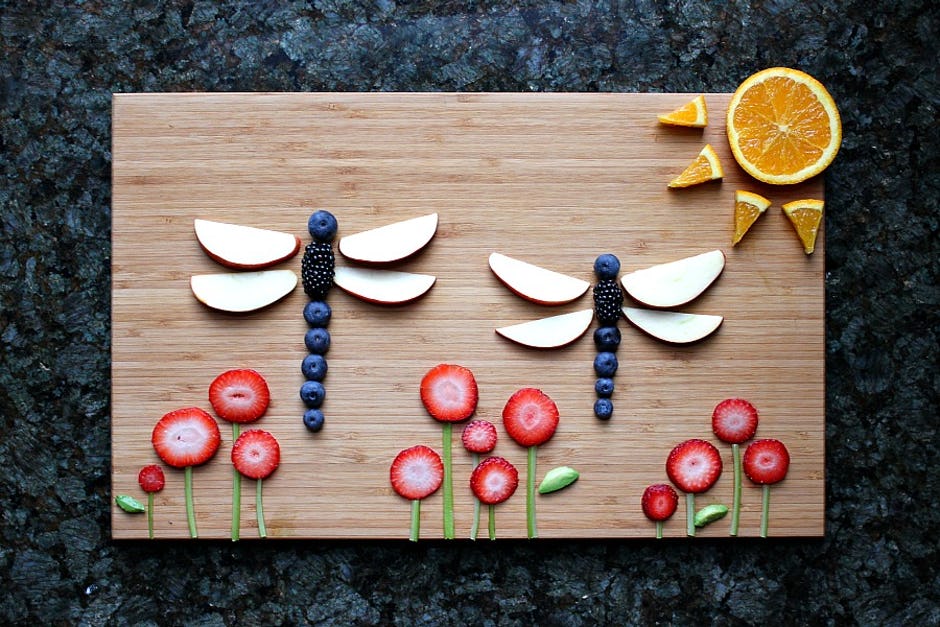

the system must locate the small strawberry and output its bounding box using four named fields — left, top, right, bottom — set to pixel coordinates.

left=231, top=429, right=281, bottom=480
left=390, top=445, right=444, bottom=541
left=470, top=456, right=519, bottom=540
left=665, top=438, right=723, bottom=537
left=138, top=464, right=165, bottom=540
left=743, top=438, right=790, bottom=538
left=711, top=397, right=759, bottom=536
left=641, top=483, right=679, bottom=539
left=208, top=368, right=271, bottom=424
left=461, top=420, right=497, bottom=454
